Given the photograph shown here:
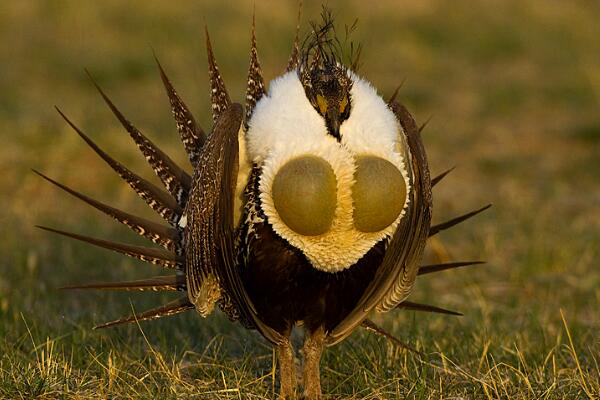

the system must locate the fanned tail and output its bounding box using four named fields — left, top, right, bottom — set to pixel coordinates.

left=43, top=36, right=234, bottom=331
